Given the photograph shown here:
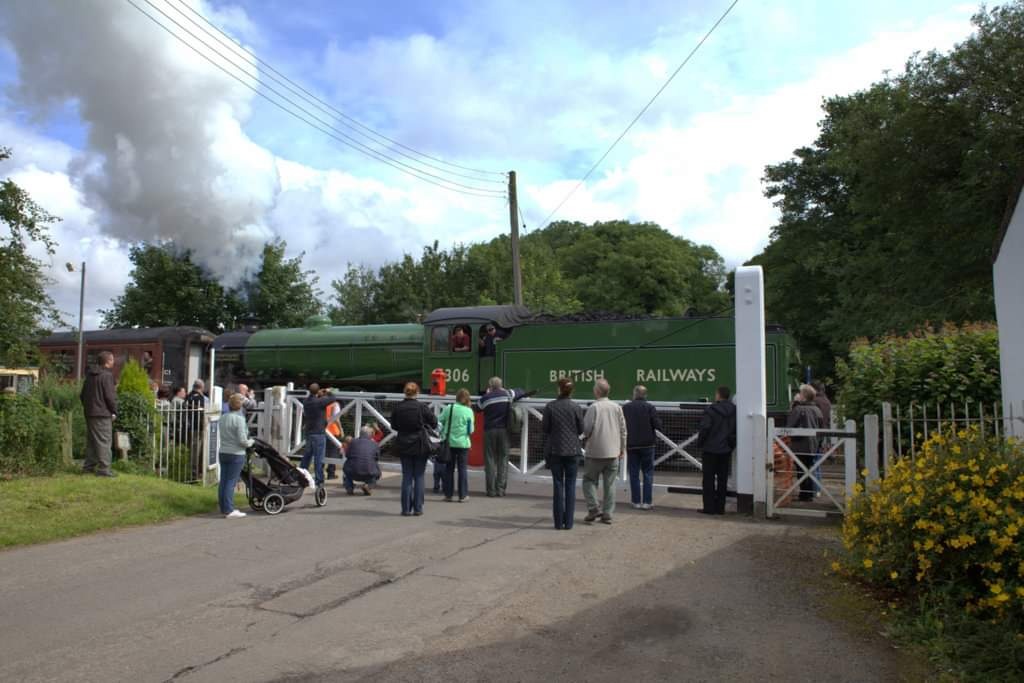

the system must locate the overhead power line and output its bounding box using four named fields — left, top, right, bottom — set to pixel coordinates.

left=168, top=0, right=506, bottom=184
left=124, top=0, right=506, bottom=198
left=540, top=0, right=740, bottom=227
